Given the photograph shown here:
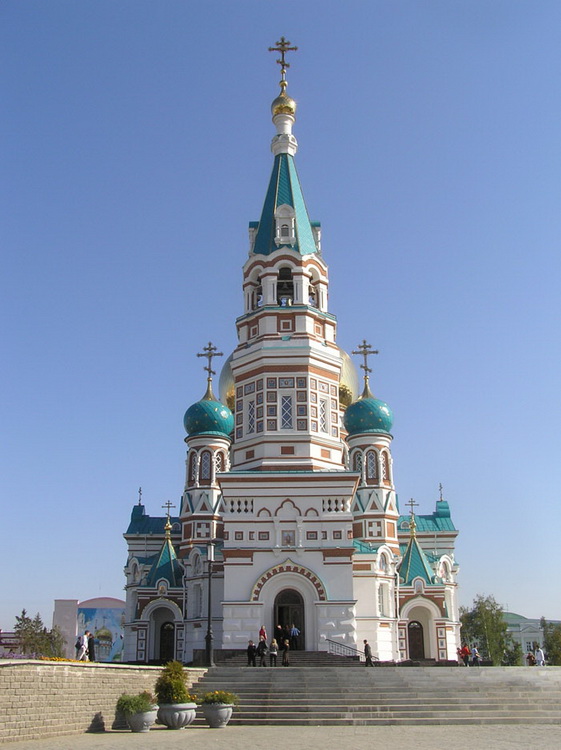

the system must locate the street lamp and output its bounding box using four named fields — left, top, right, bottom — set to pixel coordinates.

left=205, top=540, right=215, bottom=667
